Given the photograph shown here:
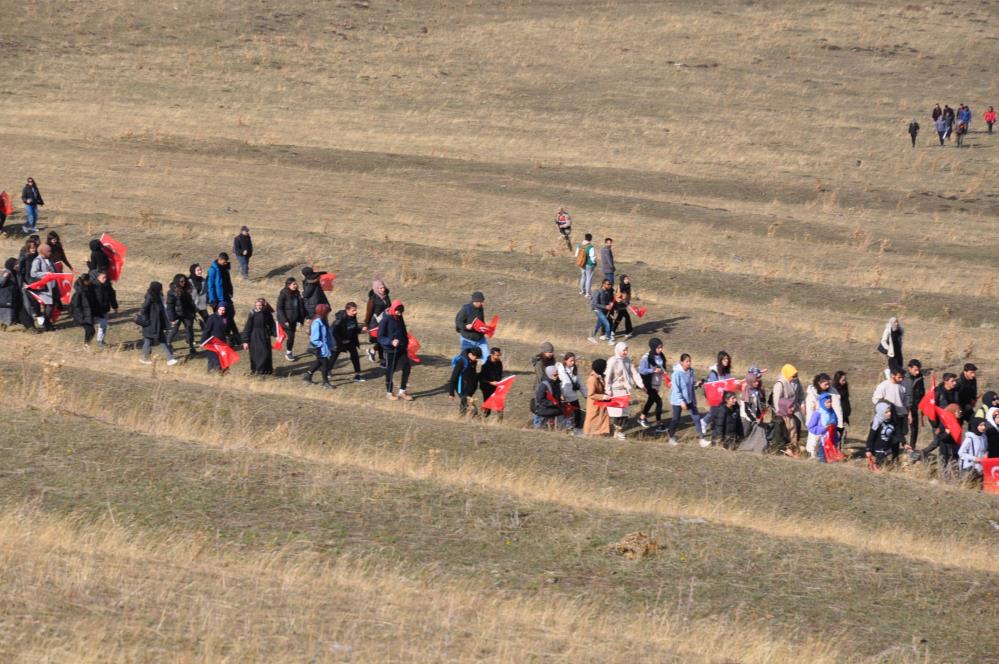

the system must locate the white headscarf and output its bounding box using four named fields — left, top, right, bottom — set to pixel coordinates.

left=988, top=407, right=999, bottom=433
left=880, top=317, right=902, bottom=358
